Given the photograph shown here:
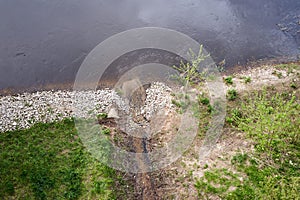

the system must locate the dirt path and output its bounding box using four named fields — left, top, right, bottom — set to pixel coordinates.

left=99, top=82, right=159, bottom=199
left=131, top=136, right=157, bottom=199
